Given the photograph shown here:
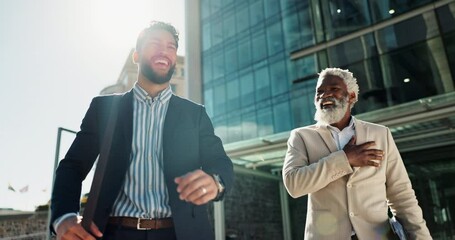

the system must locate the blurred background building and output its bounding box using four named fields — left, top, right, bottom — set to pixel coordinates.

left=185, top=0, right=455, bottom=239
